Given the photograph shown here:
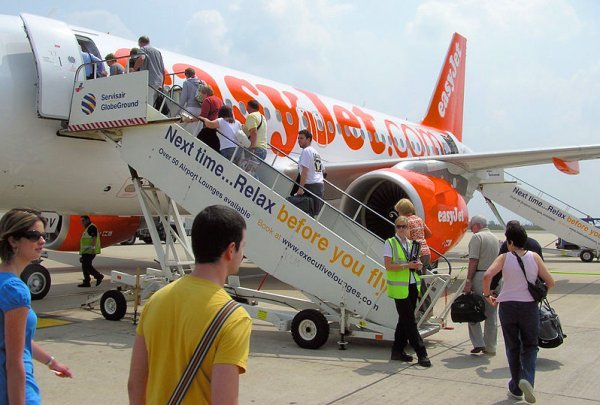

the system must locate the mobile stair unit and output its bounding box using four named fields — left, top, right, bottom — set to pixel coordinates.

left=67, top=72, right=455, bottom=349
left=480, top=173, right=600, bottom=262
